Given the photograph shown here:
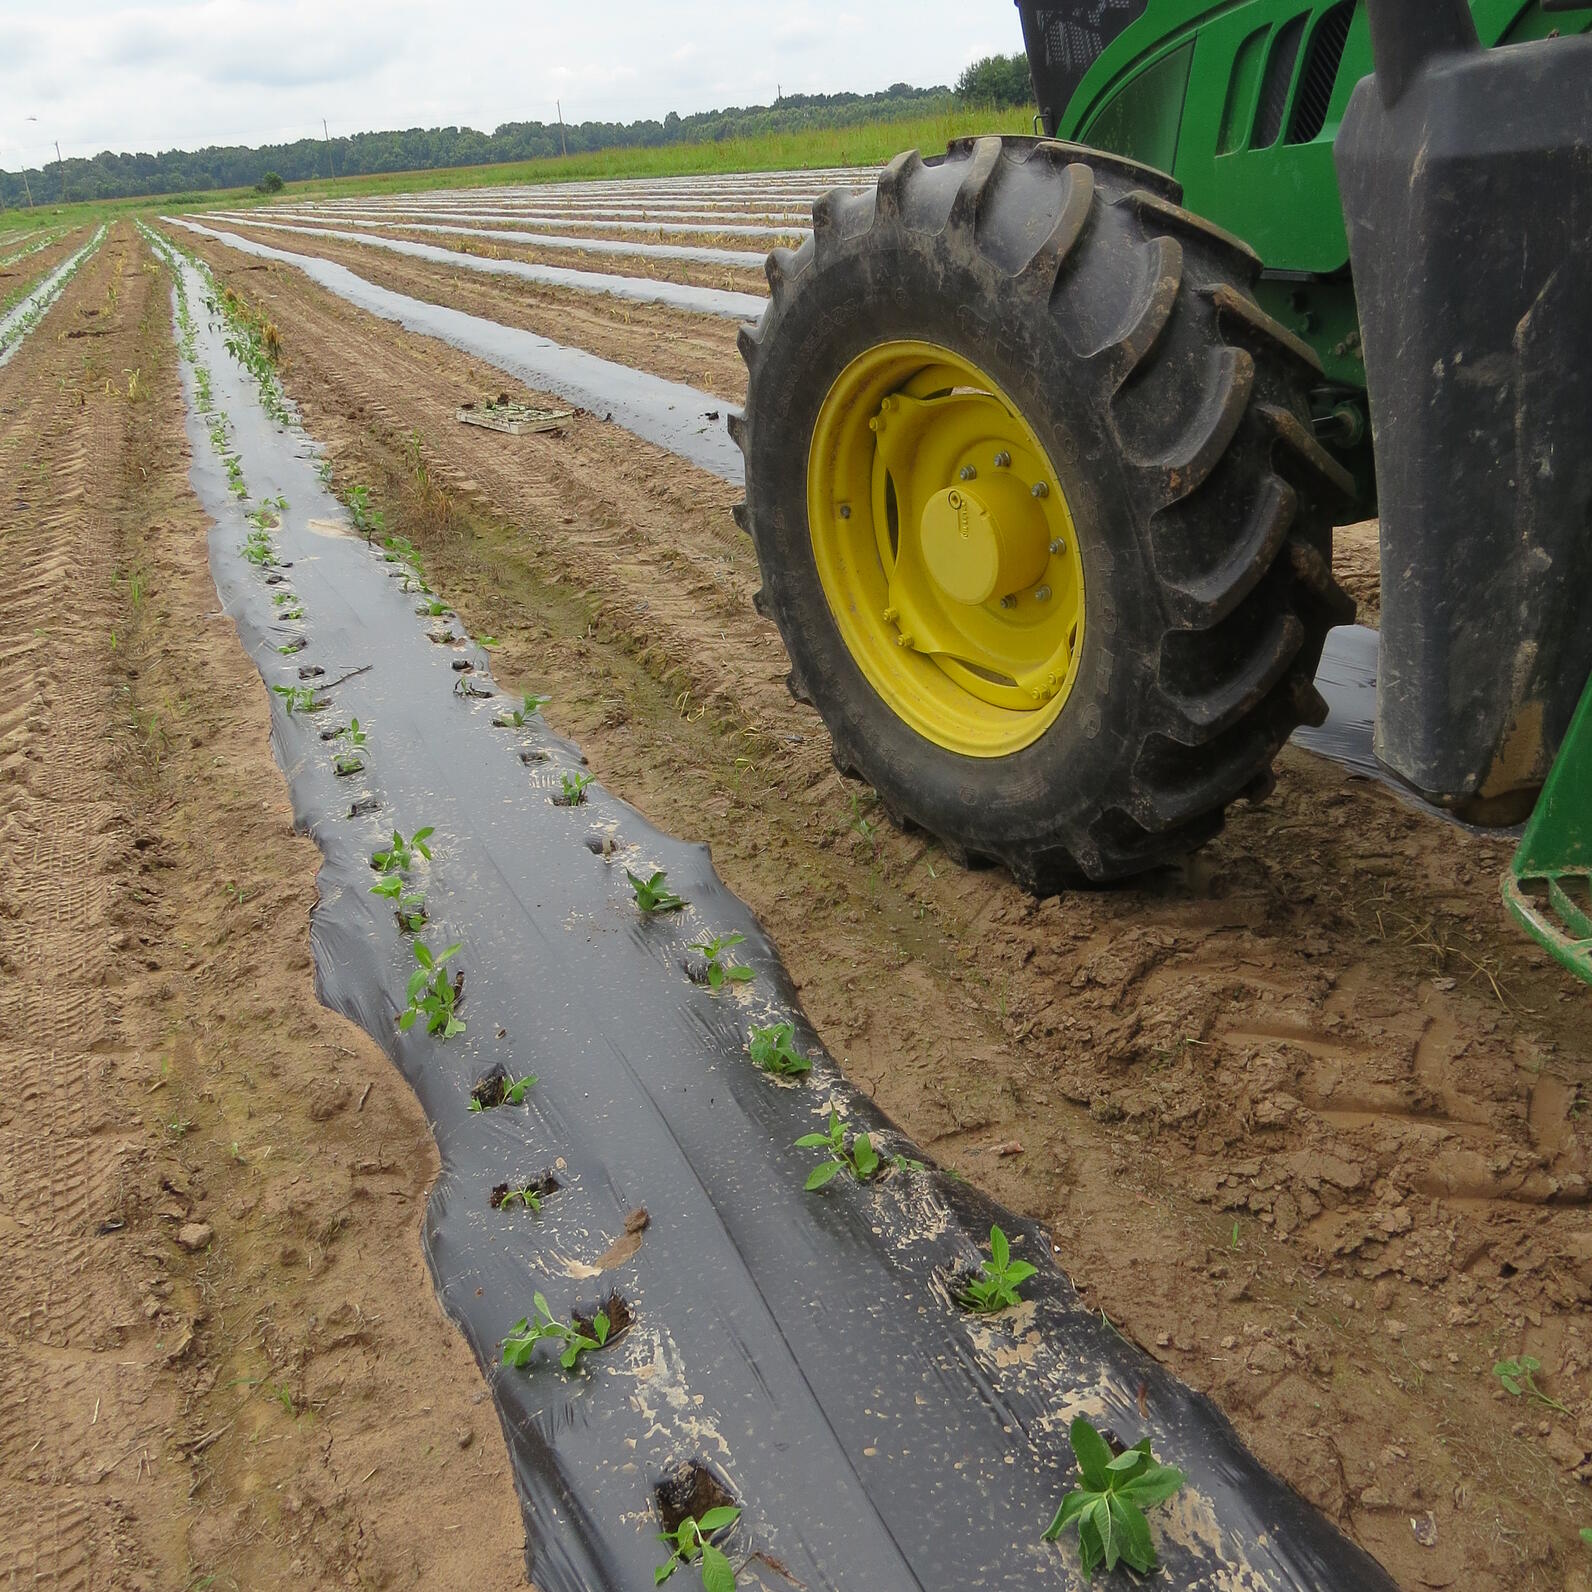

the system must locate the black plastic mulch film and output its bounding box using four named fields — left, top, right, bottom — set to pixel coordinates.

left=157, top=233, right=1394, bottom=1592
